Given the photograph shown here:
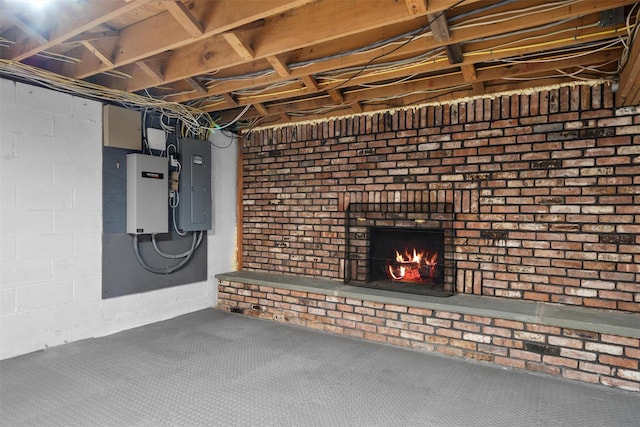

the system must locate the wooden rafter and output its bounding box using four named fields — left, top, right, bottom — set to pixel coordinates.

left=185, top=77, right=207, bottom=94
left=6, top=13, right=48, bottom=45
left=81, top=40, right=114, bottom=67
left=137, top=61, right=164, bottom=81
left=196, top=25, right=622, bottom=113
left=166, top=0, right=629, bottom=105
left=301, top=75, right=319, bottom=91
left=164, top=1, right=204, bottom=38
left=55, top=0, right=315, bottom=80
left=266, top=55, right=290, bottom=77
left=95, top=0, right=481, bottom=92
left=0, top=0, right=635, bottom=129
left=210, top=47, right=621, bottom=118
left=6, top=0, right=151, bottom=61
left=222, top=32, right=255, bottom=61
